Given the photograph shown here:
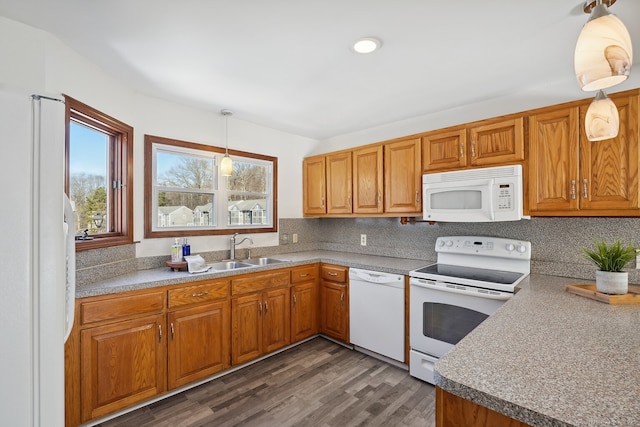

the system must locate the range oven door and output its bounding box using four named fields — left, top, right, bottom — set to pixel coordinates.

left=409, top=277, right=508, bottom=383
